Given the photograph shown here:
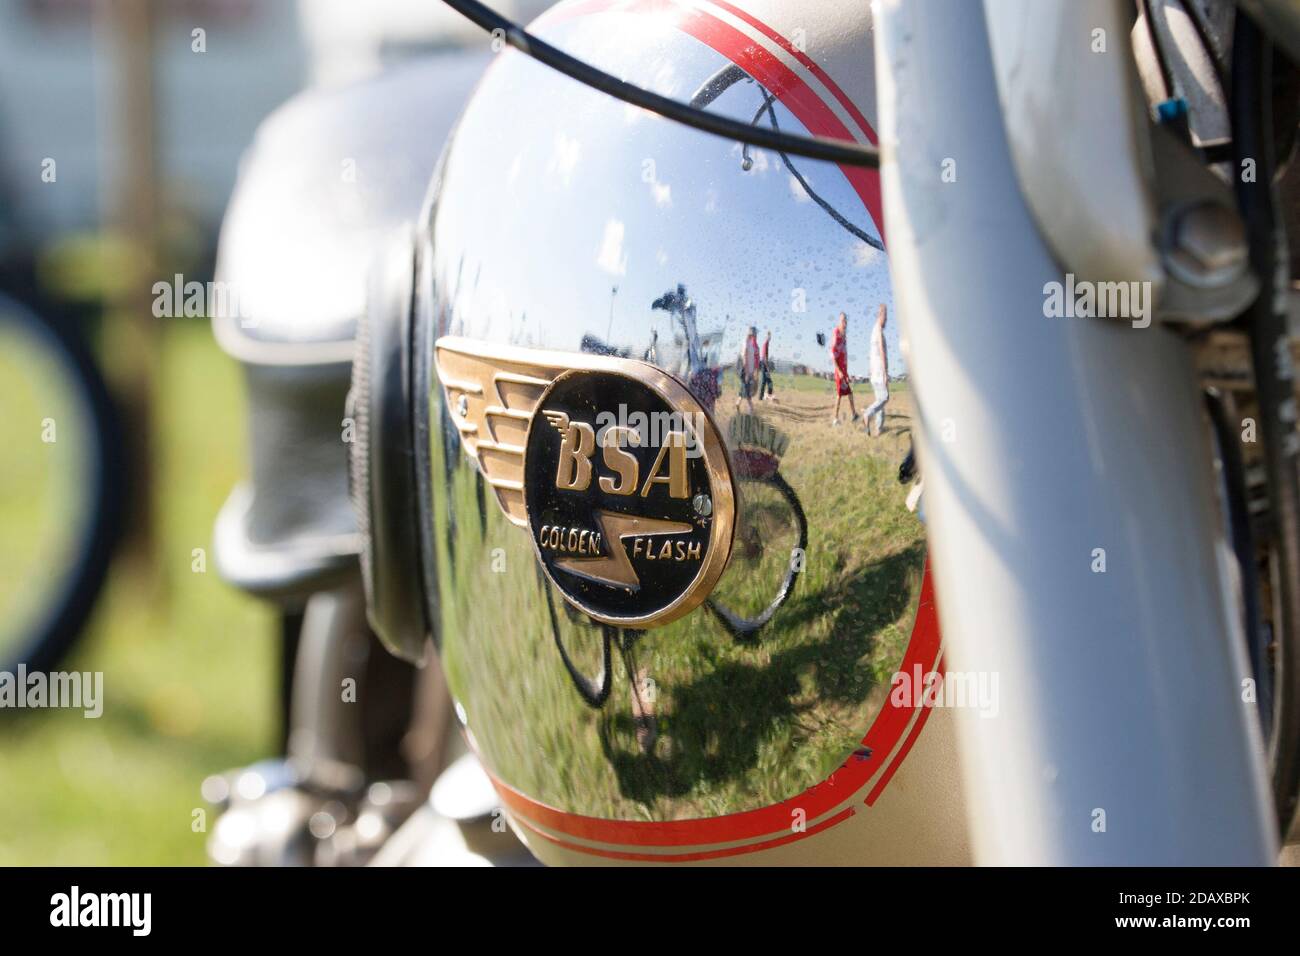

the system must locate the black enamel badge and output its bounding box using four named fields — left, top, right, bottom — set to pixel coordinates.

left=522, top=367, right=734, bottom=628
